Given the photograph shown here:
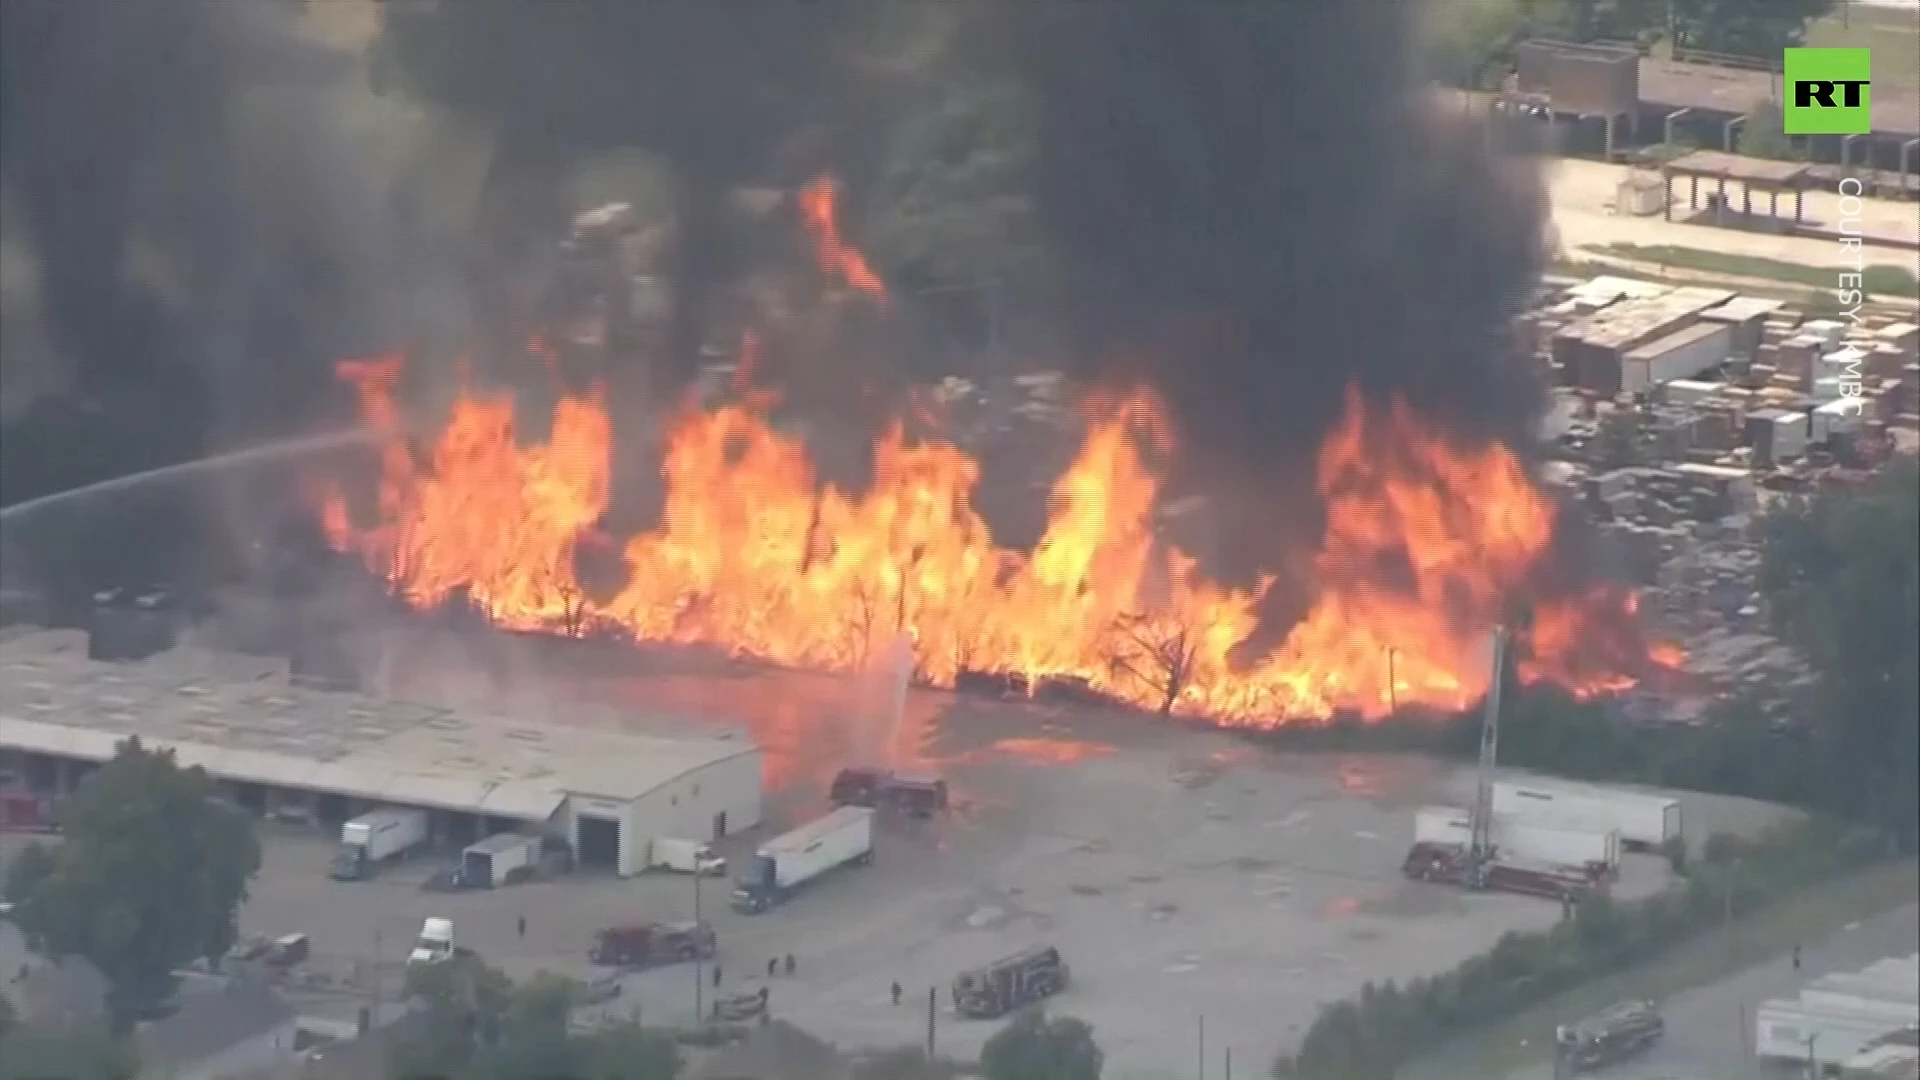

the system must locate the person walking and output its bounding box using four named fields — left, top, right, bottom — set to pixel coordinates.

left=713, top=964, right=723, bottom=988
left=516, top=915, right=527, bottom=939
left=768, top=957, right=779, bottom=977
left=890, top=980, right=903, bottom=1006
left=1792, top=944, right=1802, bottom=970
left=783, top=954, right=796, bottom=977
